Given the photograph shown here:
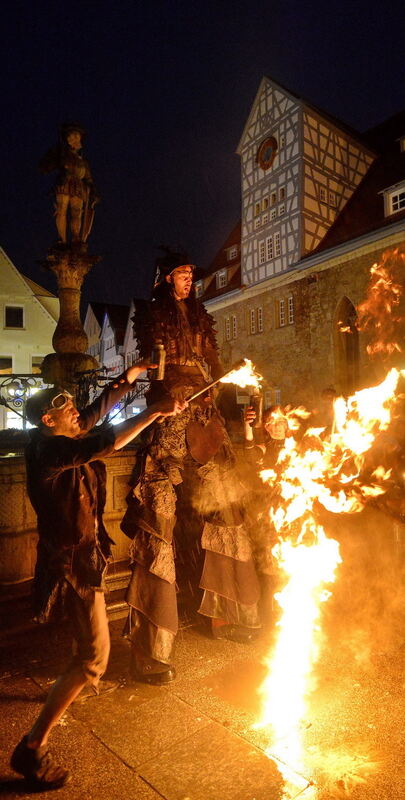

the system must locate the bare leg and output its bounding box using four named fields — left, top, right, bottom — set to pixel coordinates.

left=27, top=588, right=110, bottom=749
left=26, top=667, right=88, bottom=749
